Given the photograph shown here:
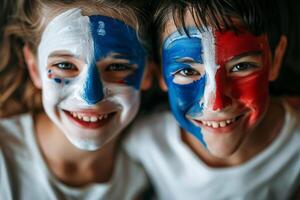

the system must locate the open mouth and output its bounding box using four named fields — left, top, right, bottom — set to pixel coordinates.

left=64, top=110, right=116, bottom=129
left=193, top=114, right=243, bottom=130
